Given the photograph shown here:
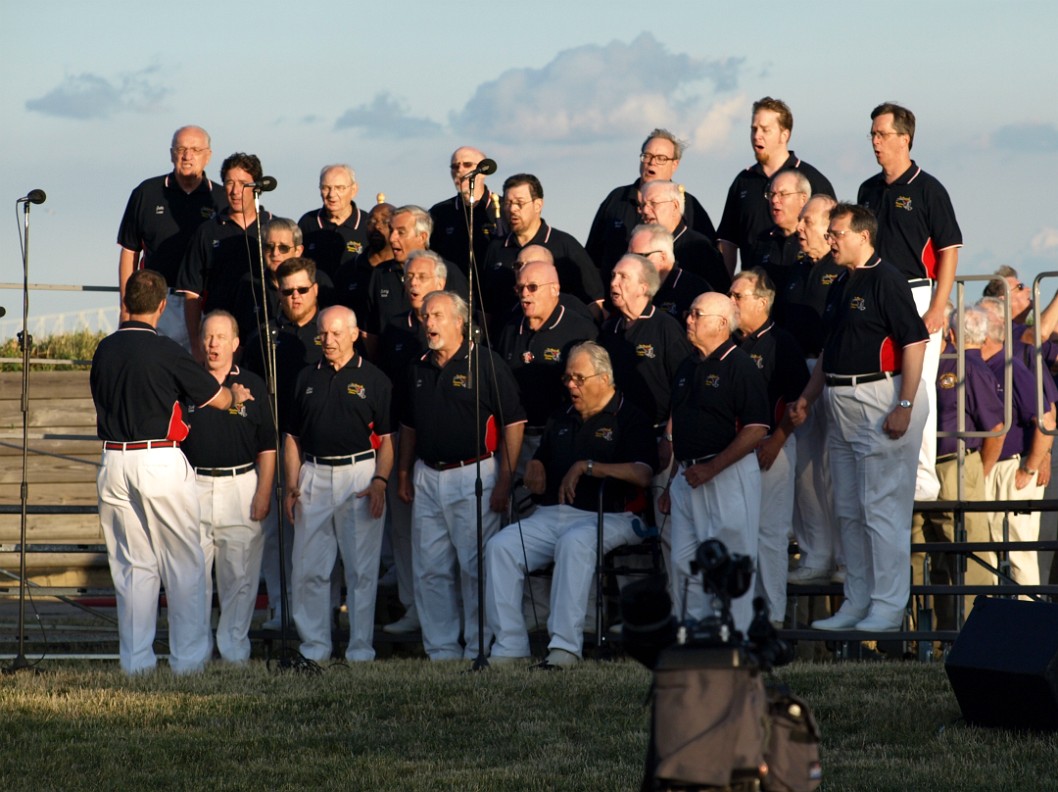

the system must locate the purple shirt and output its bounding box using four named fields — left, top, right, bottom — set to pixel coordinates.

left=935, top=346, right=1003, bottom=457
left=984, top=349, right=1054, bottom=460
